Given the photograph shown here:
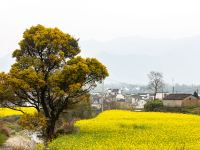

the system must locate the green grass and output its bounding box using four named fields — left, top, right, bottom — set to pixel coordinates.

left=47, top=110, right=200, bottom=150
left=0, top=133, right=7, bottom=146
